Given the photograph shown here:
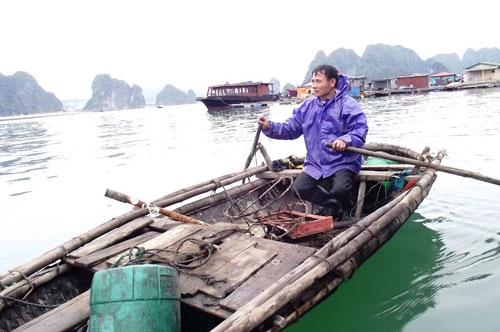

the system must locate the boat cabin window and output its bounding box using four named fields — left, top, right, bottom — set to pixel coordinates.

left=208, top=85, right=258, bottom=96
